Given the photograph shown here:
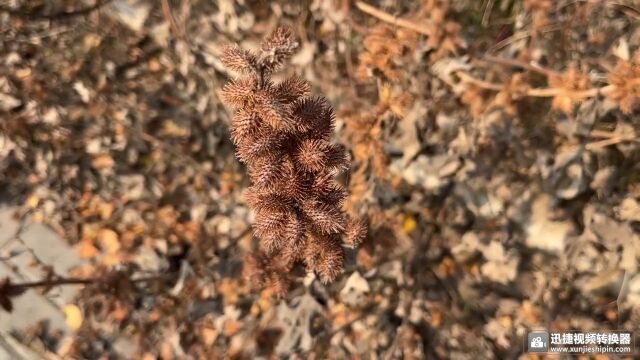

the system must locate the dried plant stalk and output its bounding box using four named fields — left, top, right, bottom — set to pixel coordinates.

left=221, top=27, right=366, bottom=295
